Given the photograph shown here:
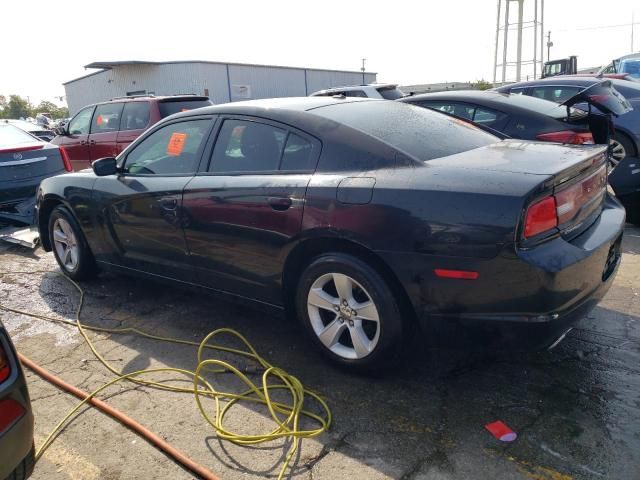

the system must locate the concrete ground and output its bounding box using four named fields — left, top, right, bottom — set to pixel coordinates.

left=0, top=225, right=639, bottom=480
